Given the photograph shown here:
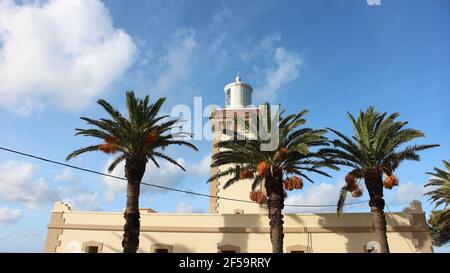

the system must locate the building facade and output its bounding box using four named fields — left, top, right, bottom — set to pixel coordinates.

left=44, top=74, right=434, bottom=253
left=45, top=200, right=432, bottom=253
